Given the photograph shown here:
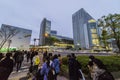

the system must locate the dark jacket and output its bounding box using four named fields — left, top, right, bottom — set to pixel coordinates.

left=98, top=71, right=114, bottom=80
left=0, top=57, right=14, bottom=80
left=68, top=58, right=82, bottom=80
left=0, top=53, right=3, bottom=61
